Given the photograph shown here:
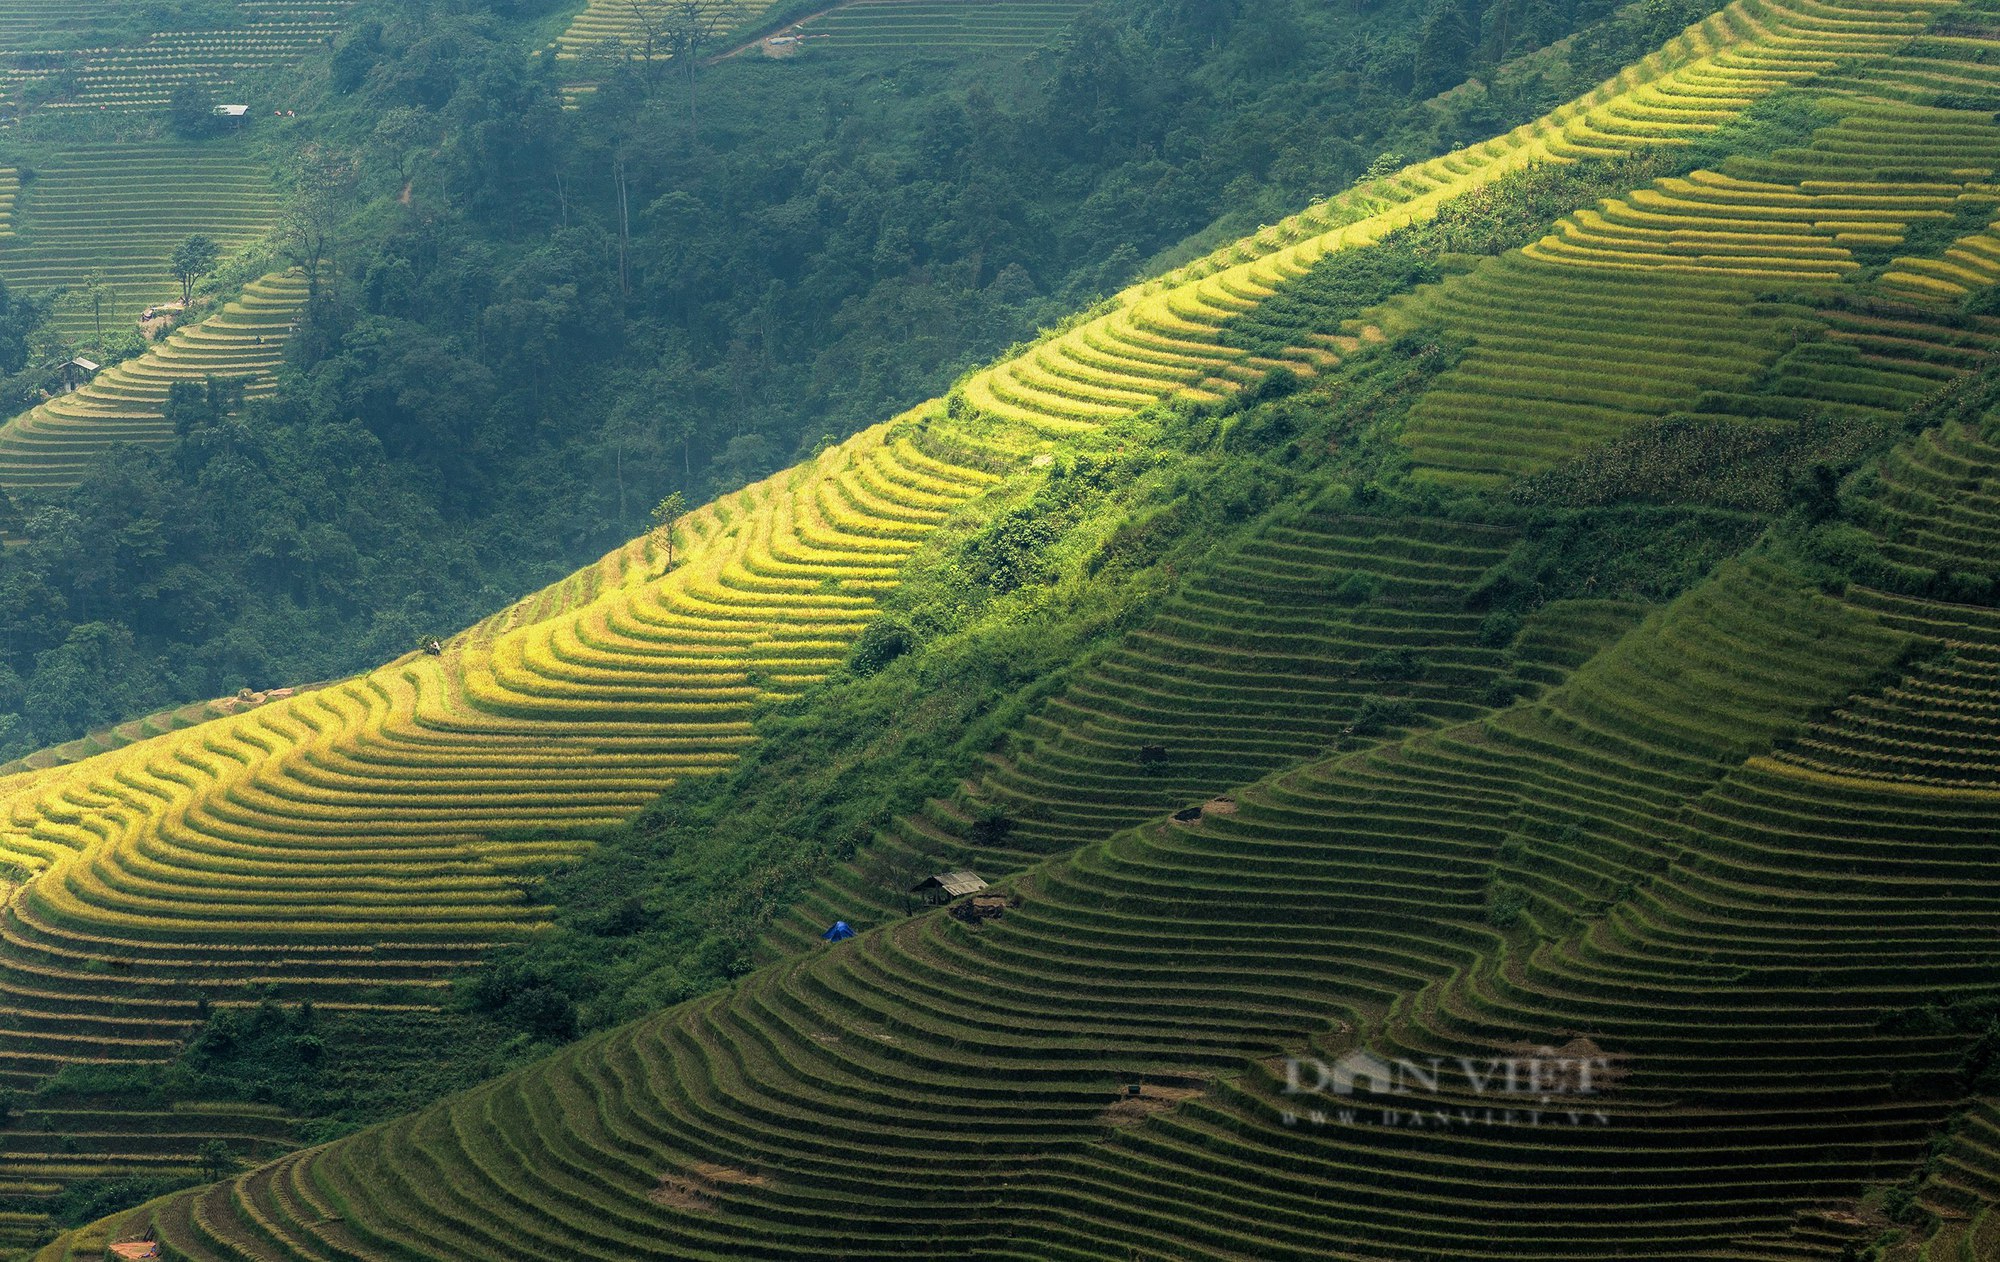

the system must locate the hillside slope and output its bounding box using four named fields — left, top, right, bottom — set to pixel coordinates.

left=20, top=0, right=2000, bottom=1253
left=0, top=0, right=1916, bottom=1081
left=58, top=407, right=2000, bottom=1258
left=62, top=537, right=1988, bottom=1260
